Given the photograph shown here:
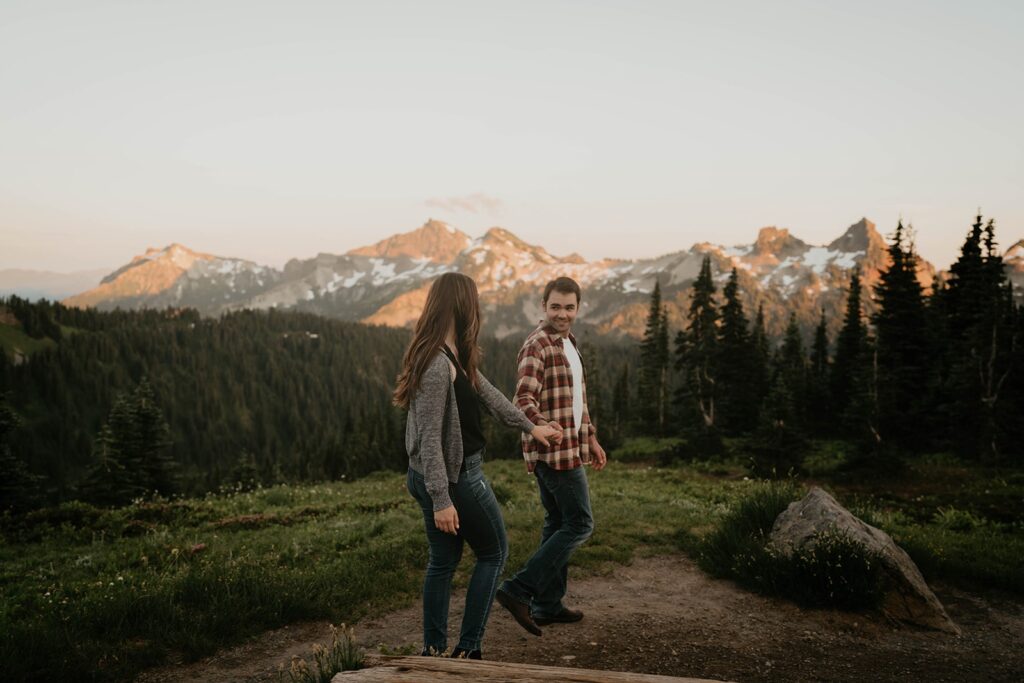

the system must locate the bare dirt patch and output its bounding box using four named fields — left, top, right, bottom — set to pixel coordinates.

left=137, top=554, right=1024, bottom=682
